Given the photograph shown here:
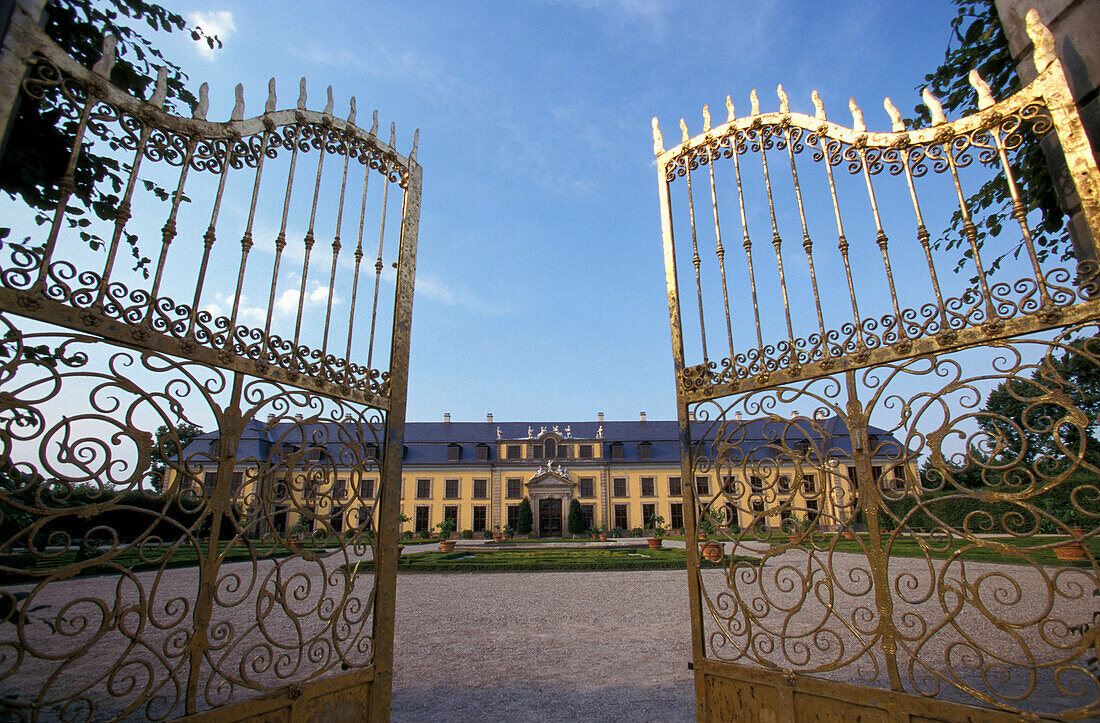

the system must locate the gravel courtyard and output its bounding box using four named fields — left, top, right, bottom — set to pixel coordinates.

left=390, top=569, right=697, bottom=722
